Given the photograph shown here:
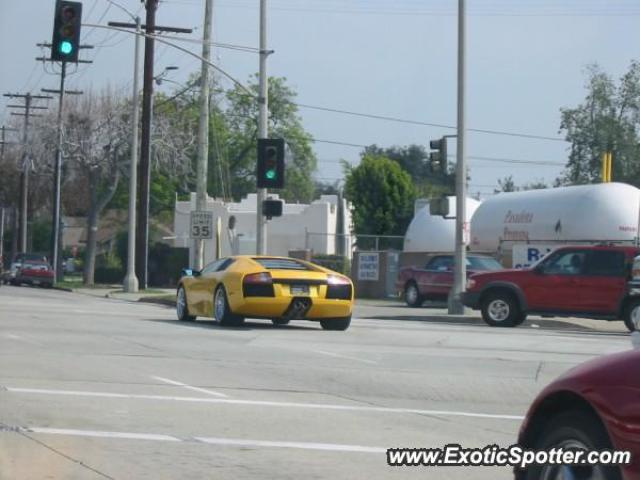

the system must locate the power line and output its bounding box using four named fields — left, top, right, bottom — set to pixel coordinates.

left=297, top=103, right=567, bottom=142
